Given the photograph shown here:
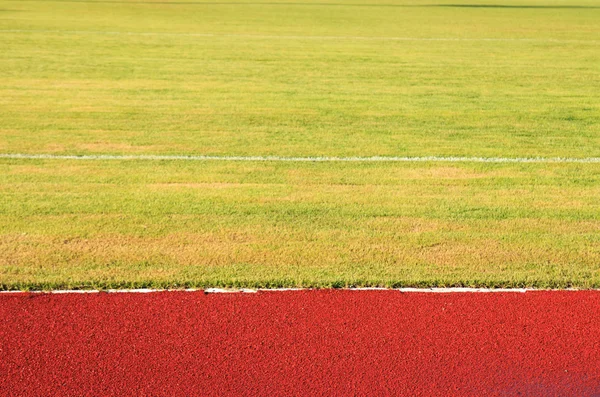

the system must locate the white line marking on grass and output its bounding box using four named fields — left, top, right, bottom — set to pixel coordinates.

left=1, top=29, right=598, bottom=44
left=1, top=153, right=599, bottom=163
